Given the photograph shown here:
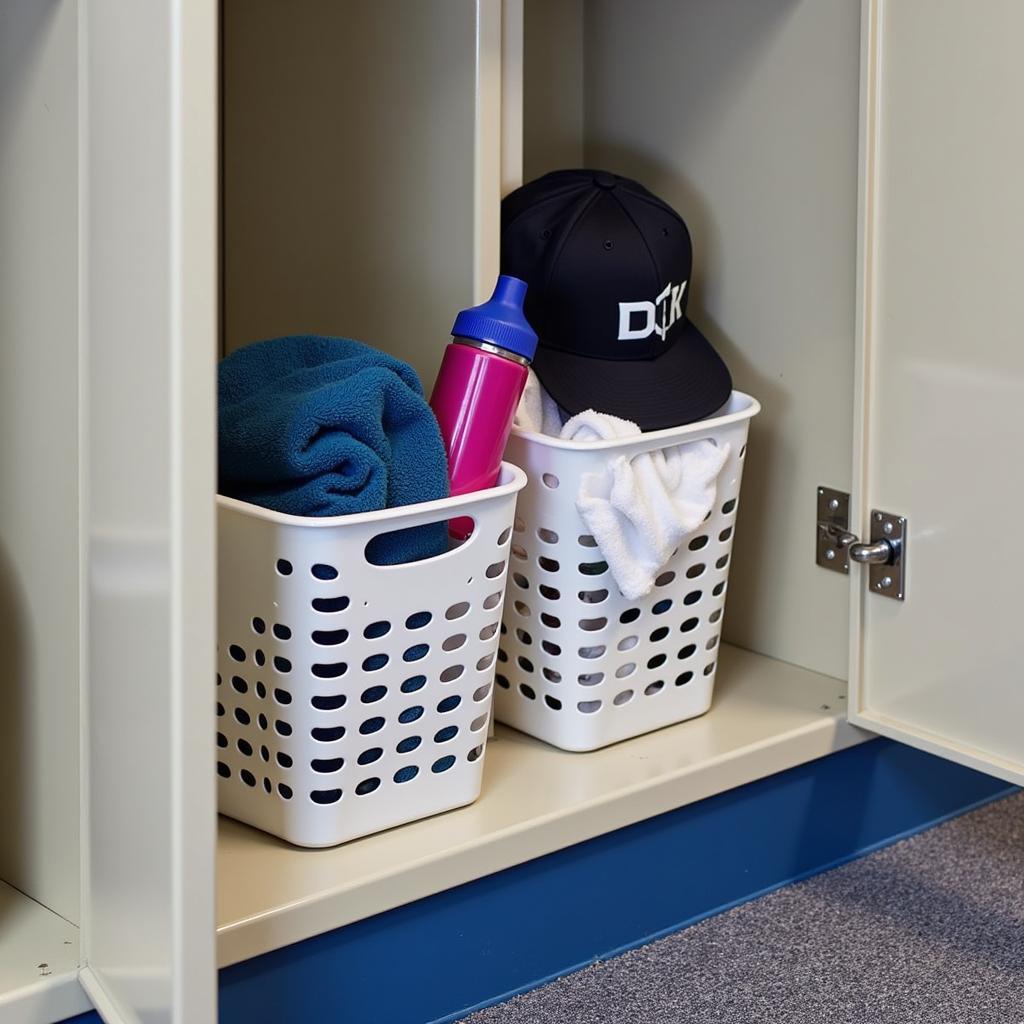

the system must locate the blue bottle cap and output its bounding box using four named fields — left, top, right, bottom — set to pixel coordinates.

left=451, top=275, right=538, bottom=362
